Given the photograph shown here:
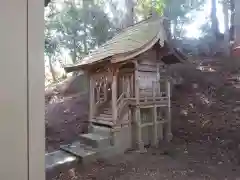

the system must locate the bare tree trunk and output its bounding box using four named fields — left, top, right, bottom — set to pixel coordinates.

left=83, top=27, right=88, bottom=54
left=211, top=0, right=220, bottom=54
left=83, top=0, right=89, bottom=53
left=58, top=58, right=64, bottom=68
left=230, top=0, right=235, bottom=42
left=163, top=18, right=173, bottom=46
left=173, top=19, right=178, bottom=38
left=124, top=0, right=134, bottom=27
left=211, top=0, right=219, bottom=35
left=72, top=37, right=77, bottom=63
left=223, top=0, right=230, bottom=56
left=151, top=0, right=157, bottom=18
left=163, top=4, right=172, bottom=42
left=234, top=0, right=240, bottom=45
left=48, top=56, right=57, bottom=82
